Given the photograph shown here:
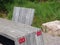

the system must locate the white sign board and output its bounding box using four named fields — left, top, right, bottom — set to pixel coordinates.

left=12, top=7, right=35, bottom=25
